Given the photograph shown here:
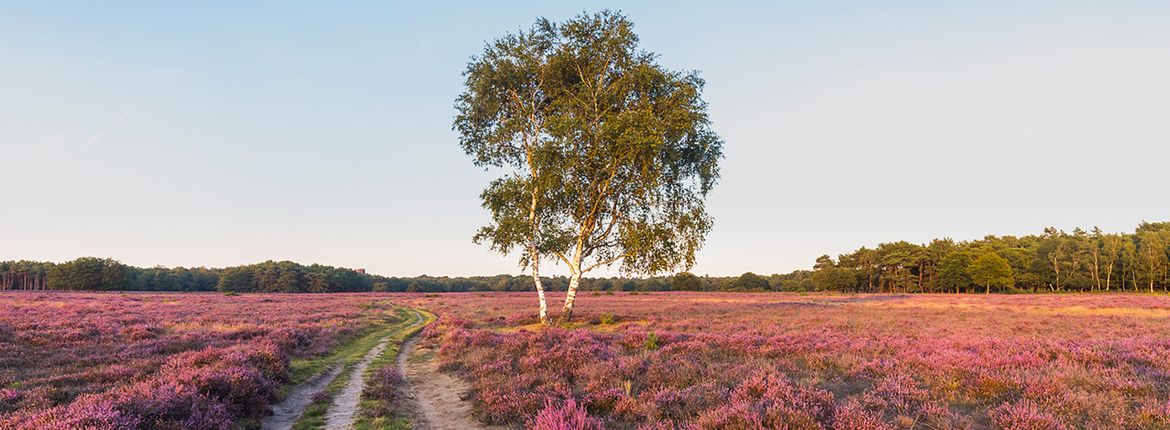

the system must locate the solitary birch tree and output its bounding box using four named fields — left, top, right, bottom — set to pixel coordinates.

left=455, top=11, right=723, bottom=323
